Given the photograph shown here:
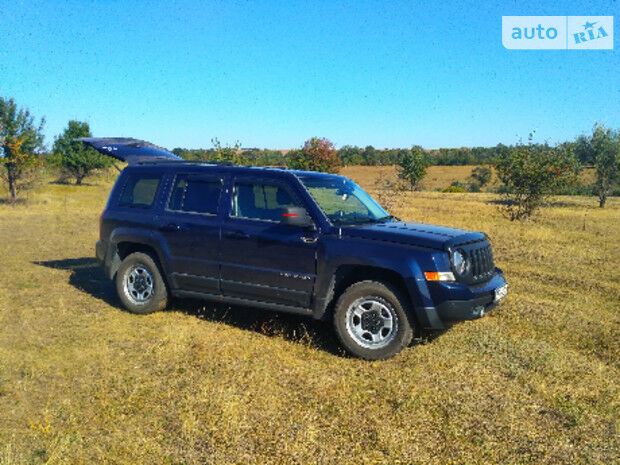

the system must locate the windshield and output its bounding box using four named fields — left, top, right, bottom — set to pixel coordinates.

left=300, top=175, right=390, bottom=225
